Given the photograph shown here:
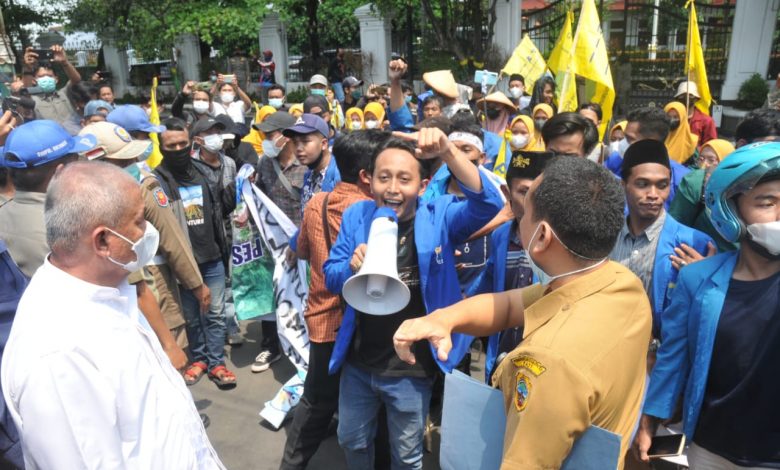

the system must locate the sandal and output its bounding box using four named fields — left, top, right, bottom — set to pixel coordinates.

left=208, top=365, right=237, bottom=388
left=183, top=361, right=207, bottom=386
